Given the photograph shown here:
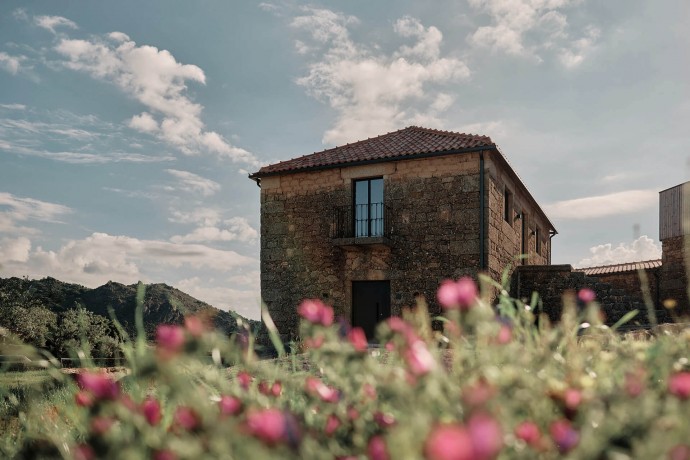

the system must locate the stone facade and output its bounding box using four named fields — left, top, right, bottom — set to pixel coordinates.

left=660, top=235, right=690, bottom=316
left=257, top=151, right=553, bottom=340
